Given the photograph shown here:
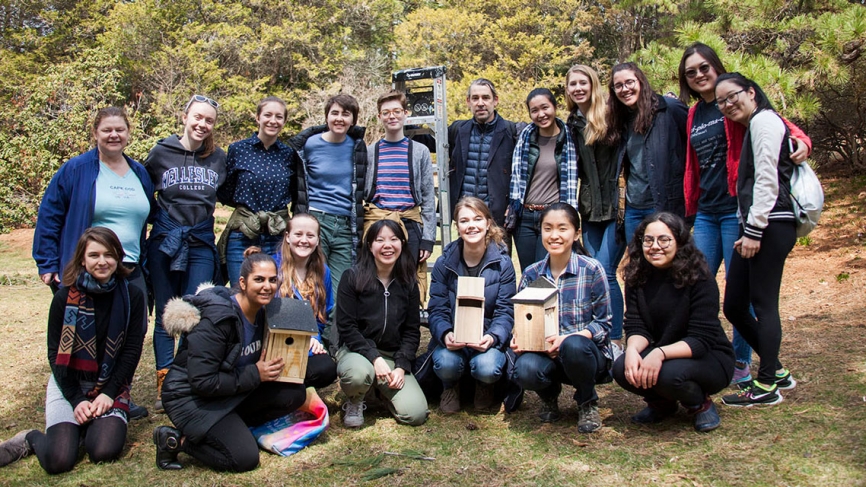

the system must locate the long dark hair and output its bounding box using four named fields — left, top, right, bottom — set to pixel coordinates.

left=539, top=203, right=589, bottom=256
left=603, top=62, right=658, bottom=146
left=715, top=72, right=775, bottom=113
left=62, top=227, right=131, bottom=287
left=621, top=212, right=709, bottom=289
left=678, top=43, right=727, bottom=104
left=352, top=219, right=417, bottom=292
